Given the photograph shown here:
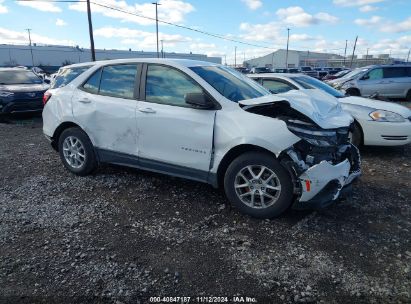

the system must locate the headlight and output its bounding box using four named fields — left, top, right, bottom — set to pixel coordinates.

left=287, top=125, right=338, bottom=147
left=369, top=110, right=405, bottom=122
left=0, top=91, right=14, bottom=98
